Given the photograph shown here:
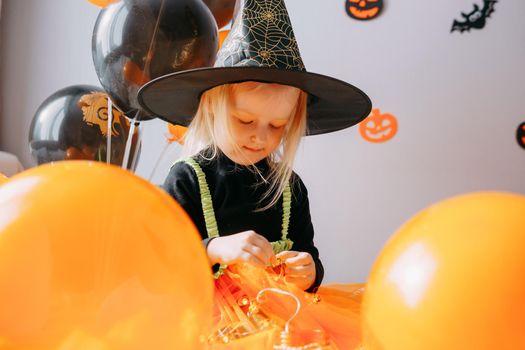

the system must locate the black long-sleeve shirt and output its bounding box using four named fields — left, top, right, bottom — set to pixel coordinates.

left=162, top=150, right=324, bottom=291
